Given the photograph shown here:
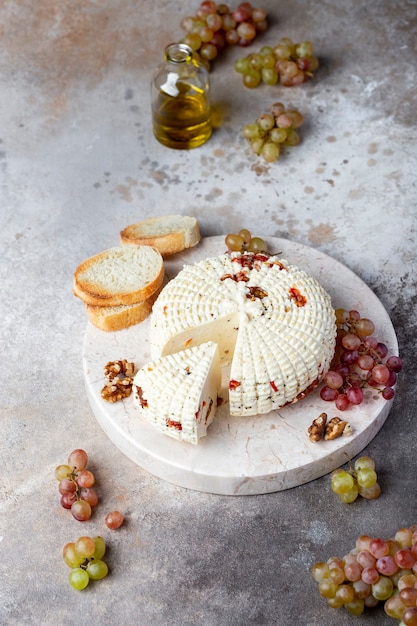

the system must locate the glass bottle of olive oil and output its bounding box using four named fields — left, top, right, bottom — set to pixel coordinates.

left=151, top=43, right=212, bottom=149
